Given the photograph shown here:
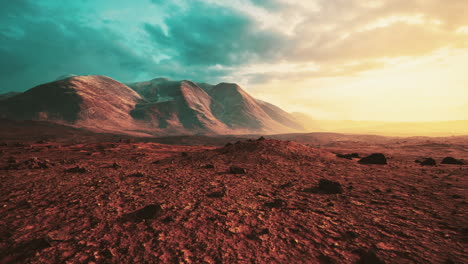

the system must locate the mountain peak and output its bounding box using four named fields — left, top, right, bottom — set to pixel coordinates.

left=1, top=76, right=304, bottom=135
